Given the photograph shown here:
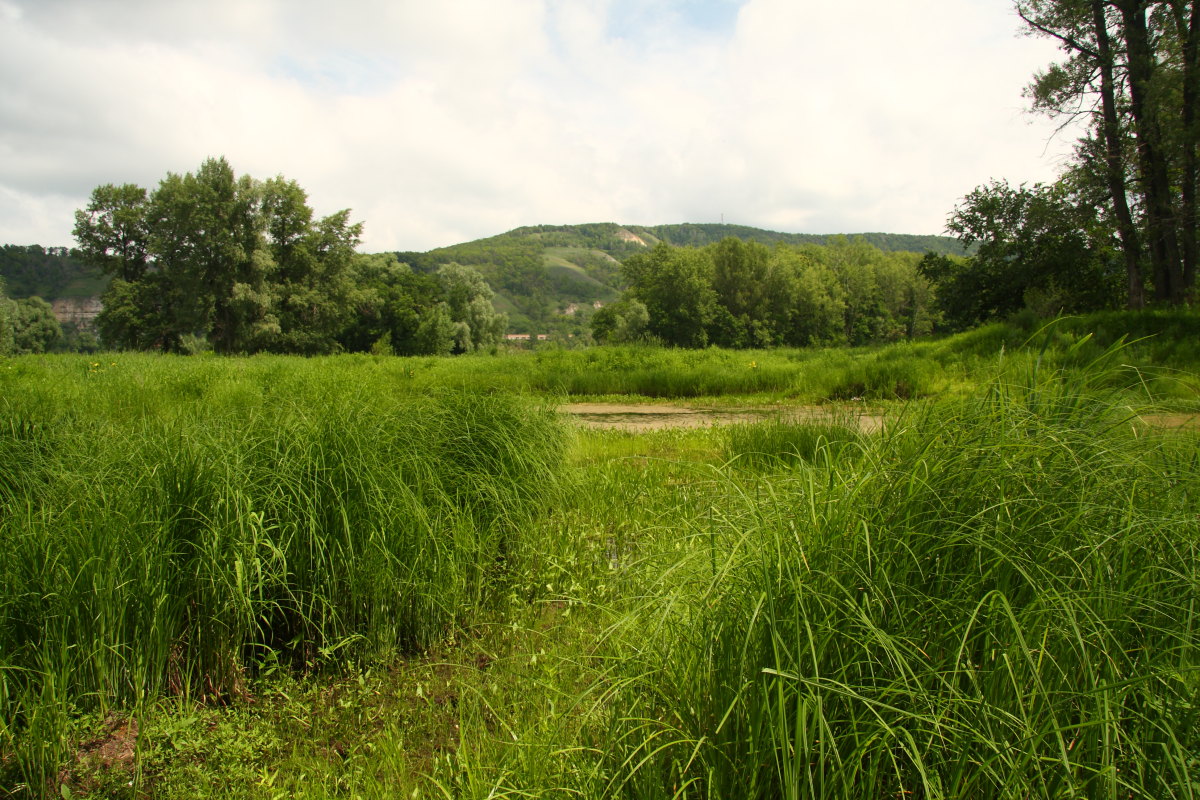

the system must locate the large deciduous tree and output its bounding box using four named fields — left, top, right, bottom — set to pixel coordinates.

left=4, top=296, right=64, bottom=354
left=74, top=158, right=363, bottom=353
left=436, top=262, right=508, bottom=353
left=1014, top=0, right=1198, bottom=306
left=622, top=242, right=717, bottom=348
left=935, top=179, right=1123, bottom=328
